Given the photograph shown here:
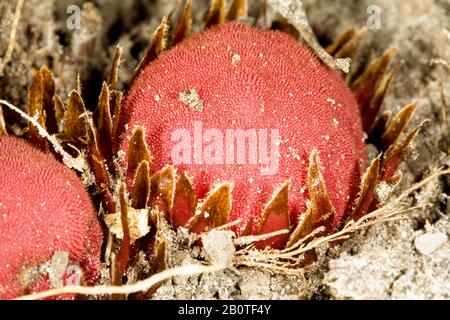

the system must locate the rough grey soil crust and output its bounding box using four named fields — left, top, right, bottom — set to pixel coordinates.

left=0, top=0, right=449, bottom=299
